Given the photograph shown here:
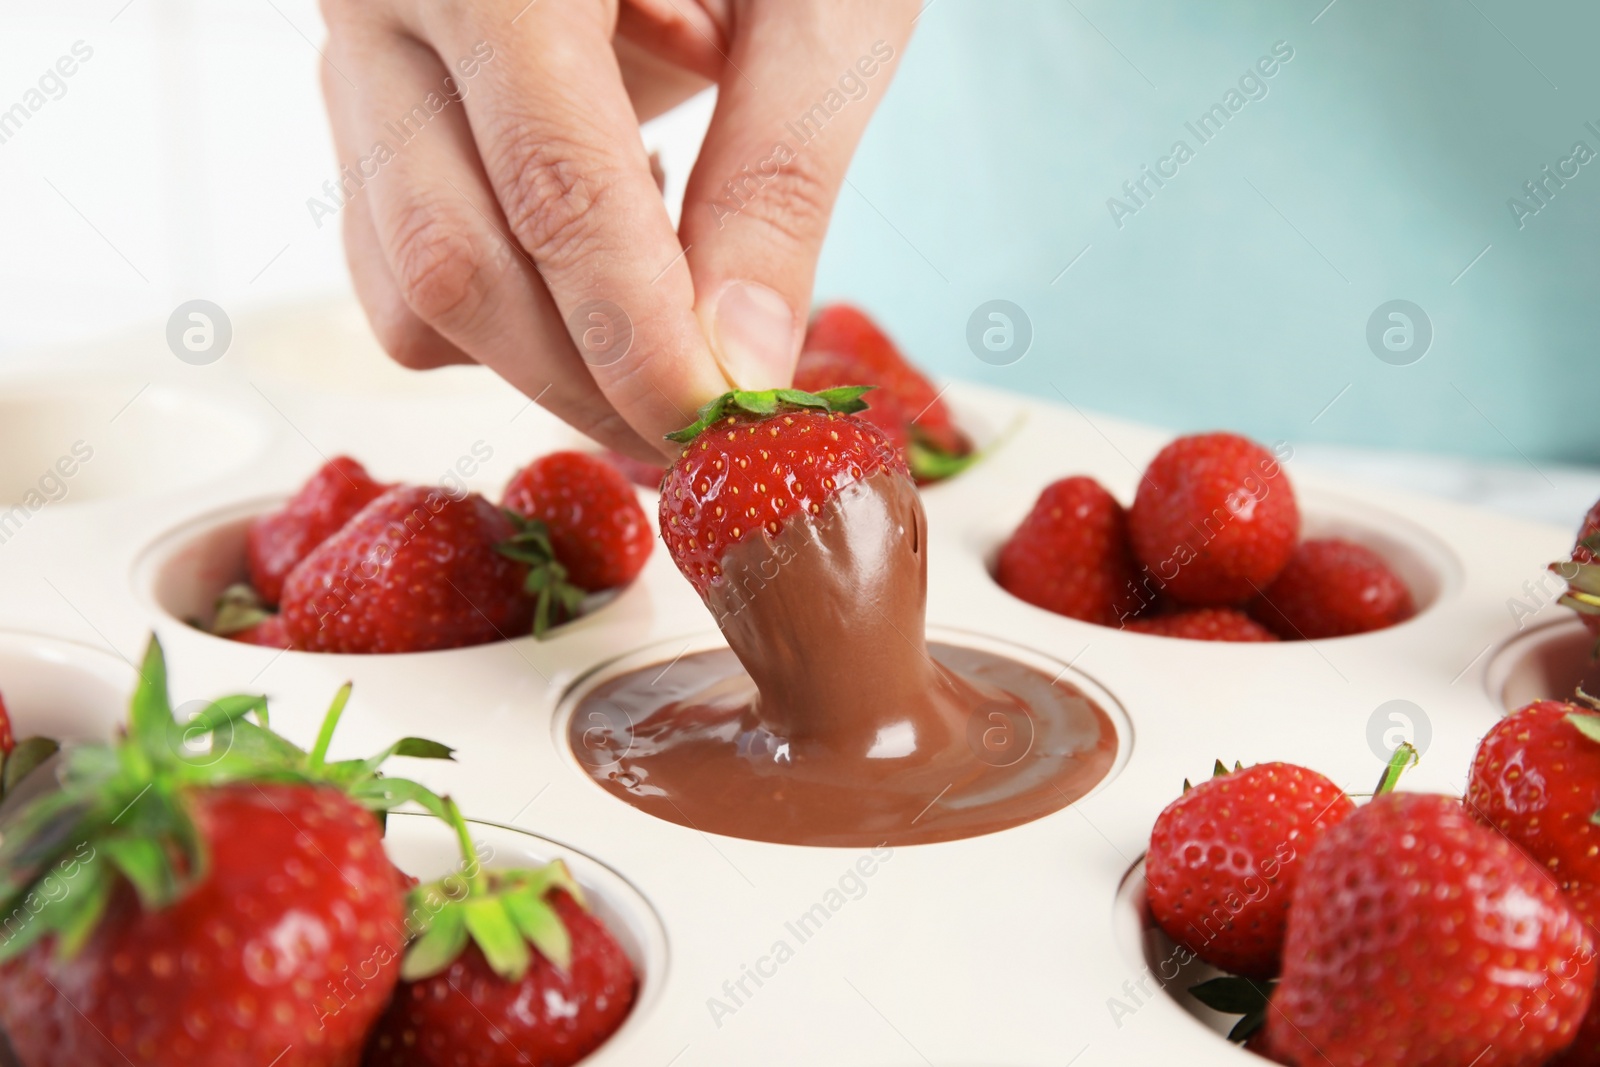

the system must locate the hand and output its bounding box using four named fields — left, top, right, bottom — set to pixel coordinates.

left=317, top=0, right=918, bottom=460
